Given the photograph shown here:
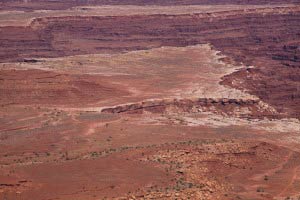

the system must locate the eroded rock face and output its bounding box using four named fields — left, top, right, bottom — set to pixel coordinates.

left=0, top=7, right=299, bottom=117
left=0, top=7, right=299, bottom=62
left=1, top=0, right=299, bottom=11
left=101, top=98, right=279, bottom=119
left=221, top=66, right=300, bottom=119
